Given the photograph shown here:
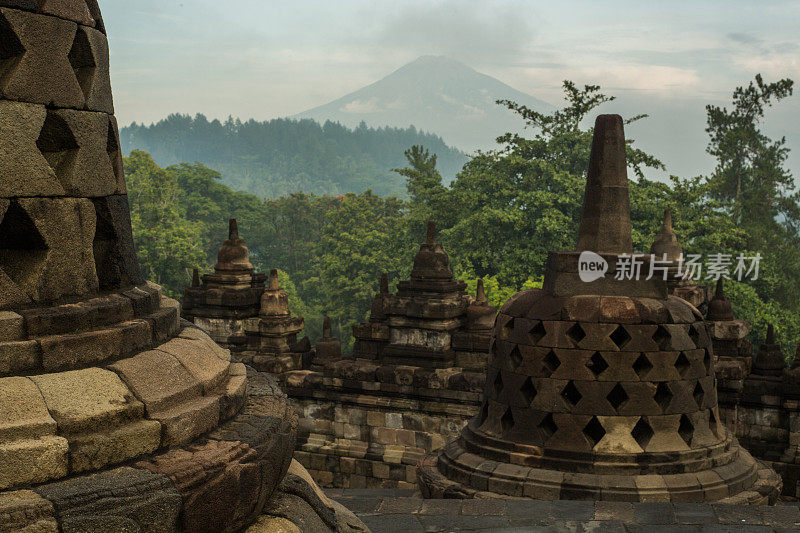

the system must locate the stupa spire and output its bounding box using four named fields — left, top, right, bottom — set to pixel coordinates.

left=475, top=279, right=486, bottom=304
left=191, top=268, right=200, bottom=288
left=228, top=218, right=239, bottom=240
left=426, top=220, right=437, bottom=244
left=576, top=114, right=633, bottom=254
left=380, top=273, right=389, bottom=294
